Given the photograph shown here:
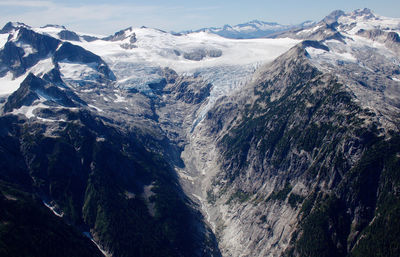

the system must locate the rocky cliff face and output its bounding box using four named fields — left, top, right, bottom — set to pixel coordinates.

left=0, top=24, right=220, bottom=257
left=0, top=8, right=399, bottom=257
left=177, top=8, right=400, bottom=257
left=184, top=43, right=399, bottom=256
